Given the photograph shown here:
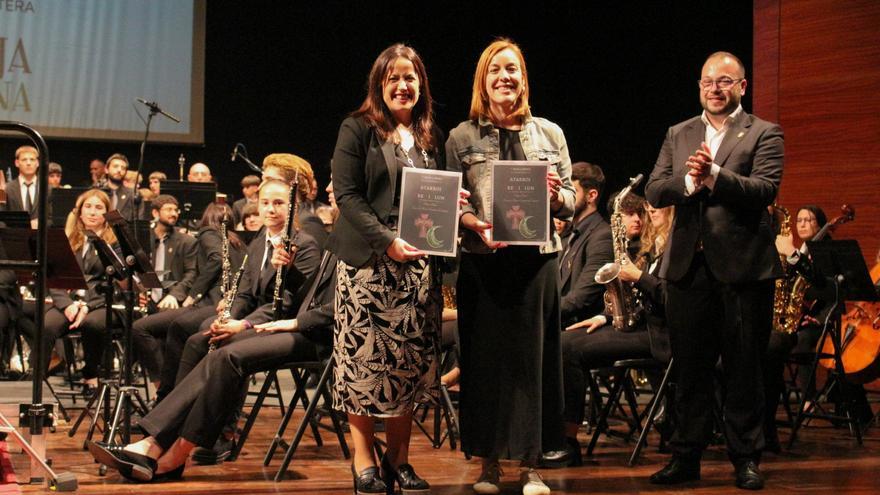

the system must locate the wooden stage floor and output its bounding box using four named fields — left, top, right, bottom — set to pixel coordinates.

left=3, top=401, right=879, bottom=495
